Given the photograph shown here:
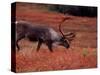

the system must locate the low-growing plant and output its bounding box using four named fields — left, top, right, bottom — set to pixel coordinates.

left=82, top=48, right=89, bottom=57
